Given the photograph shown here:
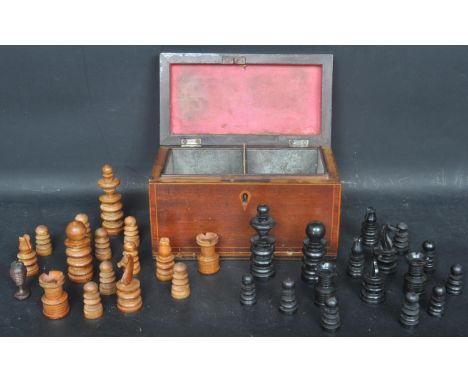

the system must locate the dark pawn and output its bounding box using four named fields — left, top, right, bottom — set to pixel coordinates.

left=360, top=259, right=385, bottom=304
left=347, top=237, right=365, bottom=278
left=314, top=261, right=337, bottom=306
left=279, top=278, right=298, bottom=314
left=446, top=264, right=464, bottom=295
left=404, top=252, right=427, bottom=295
left=427, top=285, right=446, bottom=318
left=376, top=224, right=398, bottom=275
left=240, top=274, right=257, bottom=306
left=422, top=240, right=436, bottom=274
left=360, top=207, right=379, bottom=252
left=249, top=204, right=276, bottom=281
left=320, top=296, right=341, bottom=333
left=399, top=292, right=420, bottom=329
left=392, top=222, right=410, bottom=256
left=301, top=221, right=327, bottom=283
left=9, top=261, right=30, bottom=300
